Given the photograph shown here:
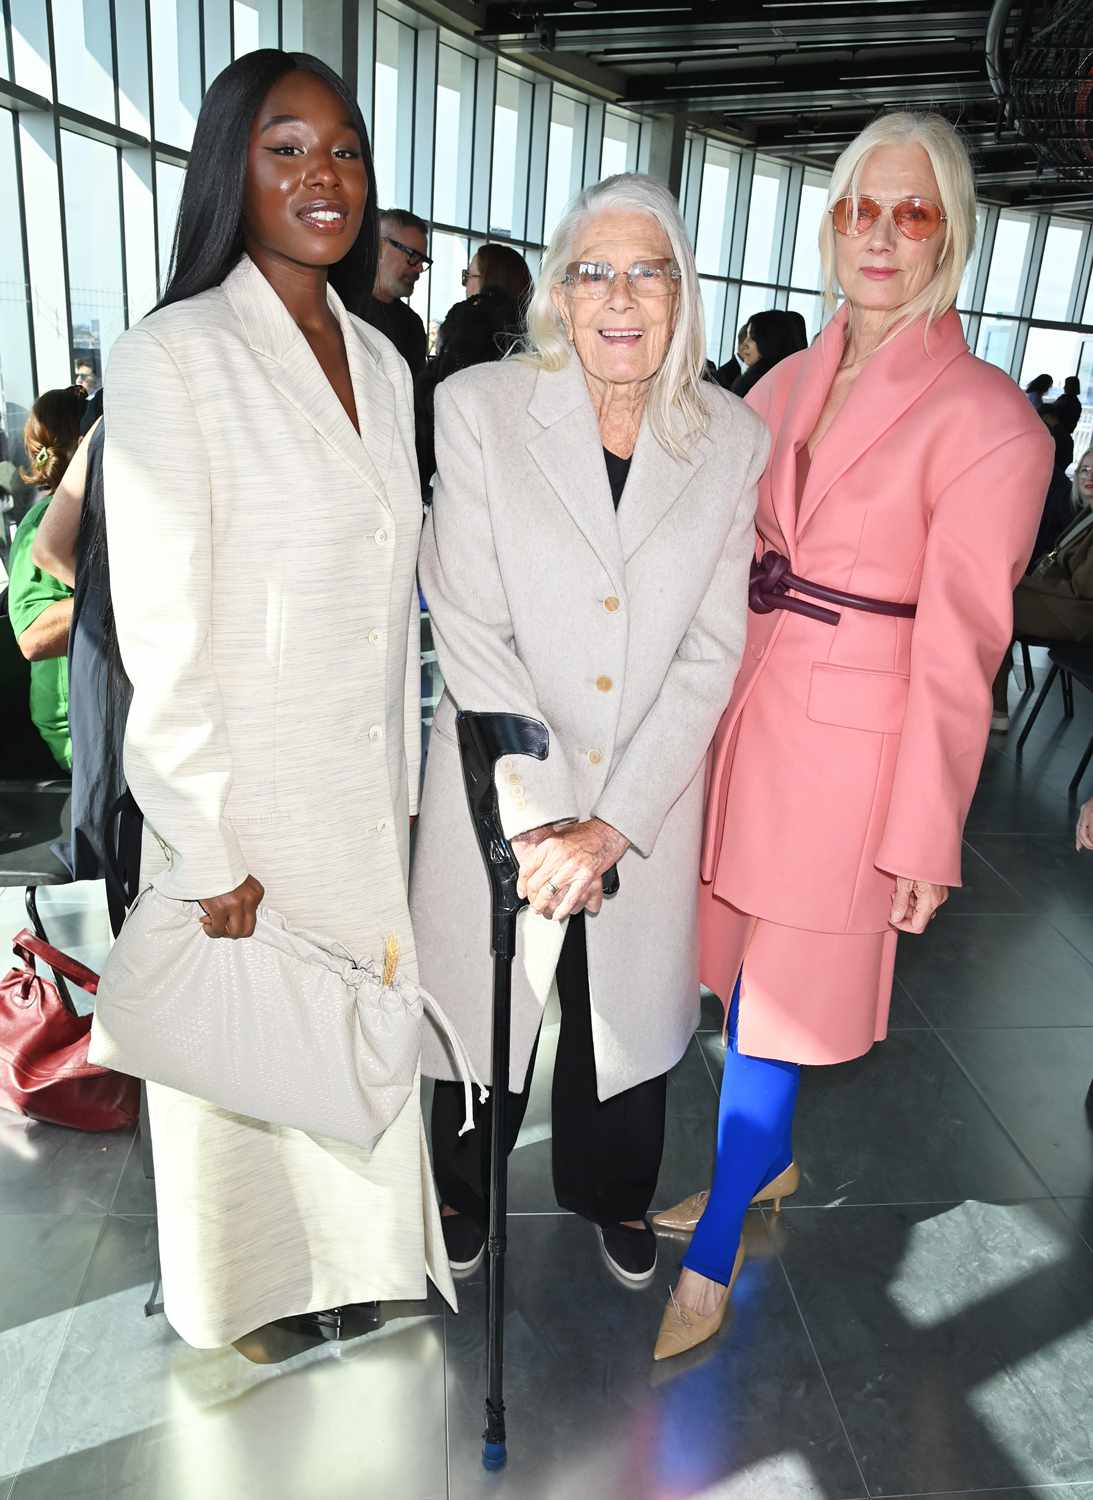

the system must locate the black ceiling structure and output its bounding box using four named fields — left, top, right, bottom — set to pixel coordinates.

left=475, top=1, right=1093, bottom=220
